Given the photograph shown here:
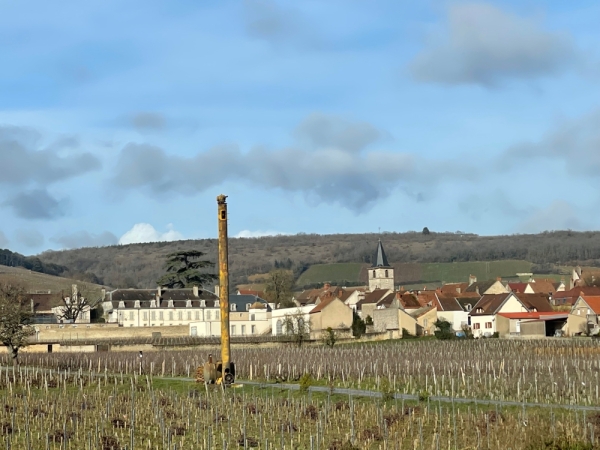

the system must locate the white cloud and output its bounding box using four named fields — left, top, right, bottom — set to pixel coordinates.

left=518, top=200, right=582, bottom=233
left=235, top=230, right=287, bottom=238
left=119, top=223, right=184, bottom=245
